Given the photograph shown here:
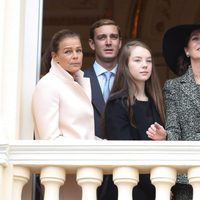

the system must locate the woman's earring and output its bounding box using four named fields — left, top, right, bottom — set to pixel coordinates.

left=186, top=52, right=190, bottom=57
